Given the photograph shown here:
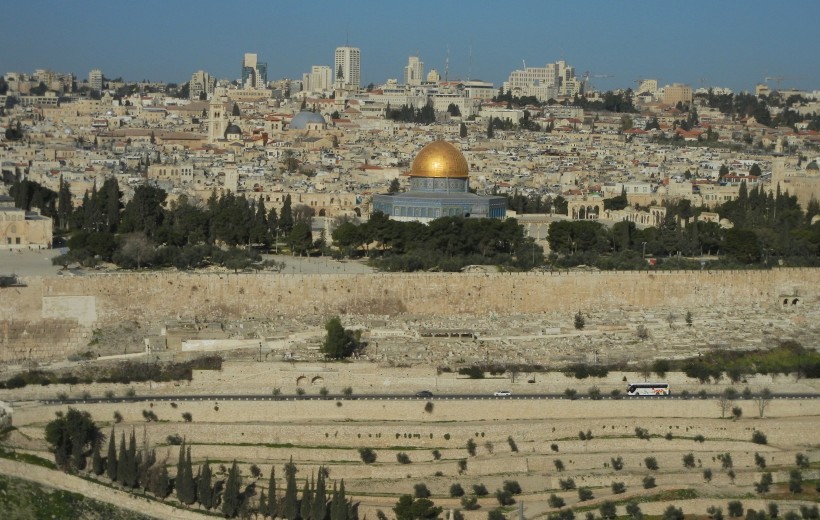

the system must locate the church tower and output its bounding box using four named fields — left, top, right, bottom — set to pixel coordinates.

left=208, top=87, right=228, bottom=143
